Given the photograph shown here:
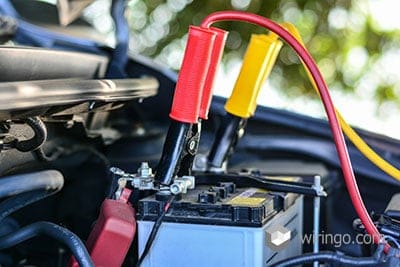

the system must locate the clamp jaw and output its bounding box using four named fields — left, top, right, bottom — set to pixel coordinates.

left=204, top=32, right=283, bottom=172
